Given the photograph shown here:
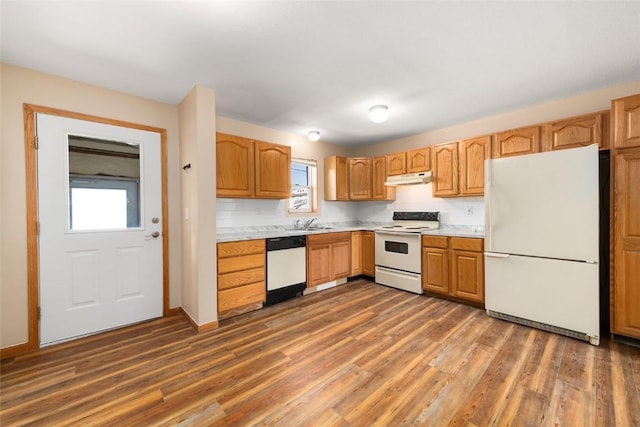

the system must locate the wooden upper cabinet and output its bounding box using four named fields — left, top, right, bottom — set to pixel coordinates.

left=459, top=136, right=489, bottom=196
left=254, top=141, right=291, bottom=198
left=349, top=157, right=372, bottom=200
left=407, top=147, right=431, bottom=172
left=432, top=142, right=459, bottom=197
left=372, top=156, right=395, bottom=200
left=543, top=112, right=608, bottom=151
left=492, top=125, right=541, bottom=158
left=217, top=133, right=290, bottom=199
left=324, top=156, right=349, bottom=201
left=612, top=94, right=640, bottom=149
left=216, top=133, right=255, bottom=197
left=386, top=152, right=407, bottom=176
